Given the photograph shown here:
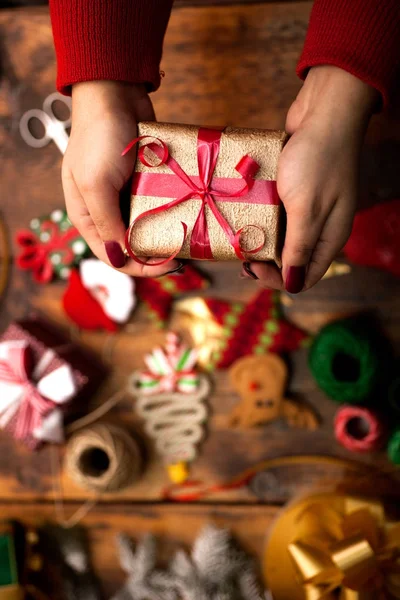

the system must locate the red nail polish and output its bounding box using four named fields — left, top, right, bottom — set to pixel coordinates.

left=104, top=241, right=126, bottom=269
left=285, top=266, right=306, bottom=294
